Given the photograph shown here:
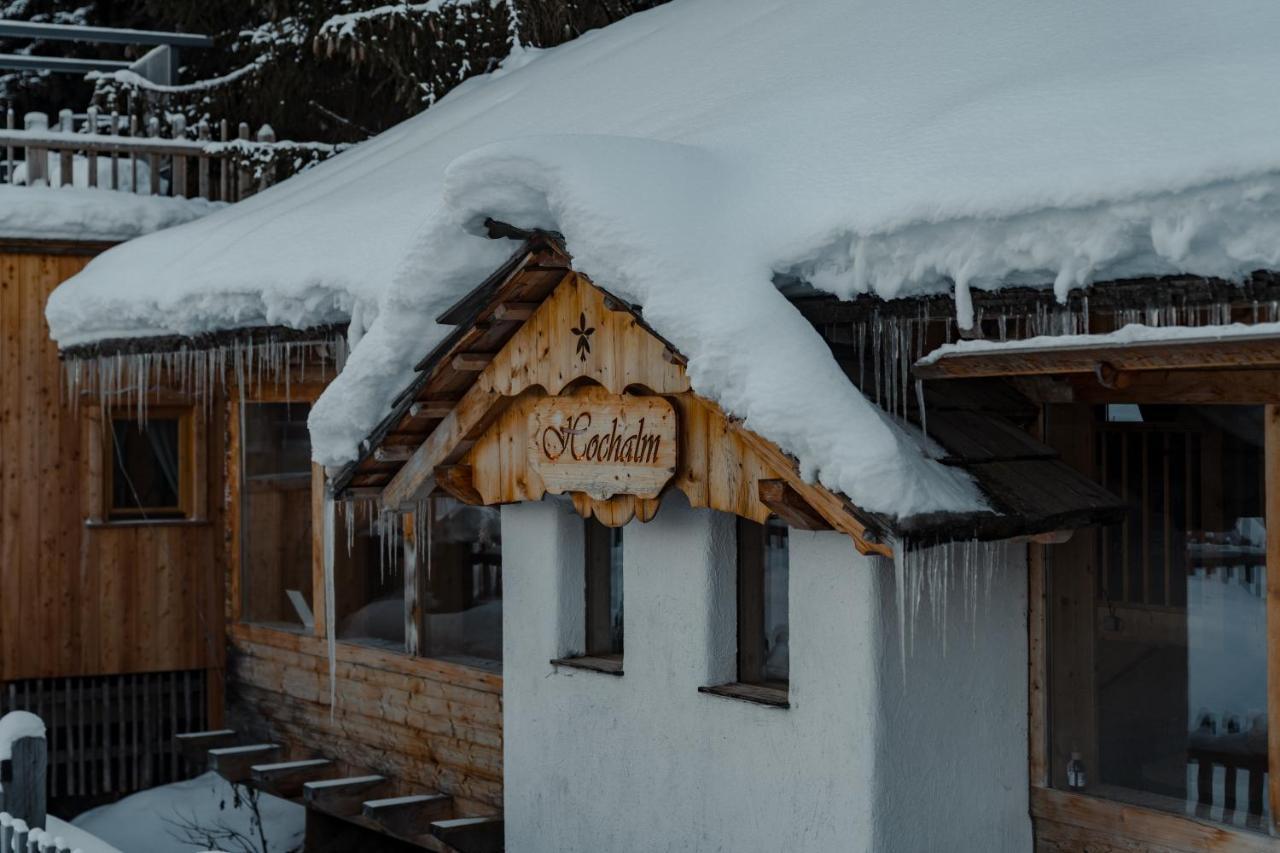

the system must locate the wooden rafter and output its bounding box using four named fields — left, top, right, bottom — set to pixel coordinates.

left=915, top=331, right=1280, bottom=381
